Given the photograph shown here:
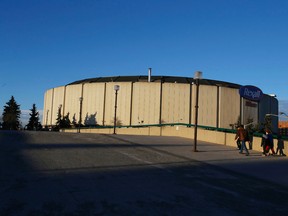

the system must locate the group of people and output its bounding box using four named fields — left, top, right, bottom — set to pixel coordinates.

left=235, top=125, right=286, bottom=157
left=261, top=130, right=286, bottom=156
